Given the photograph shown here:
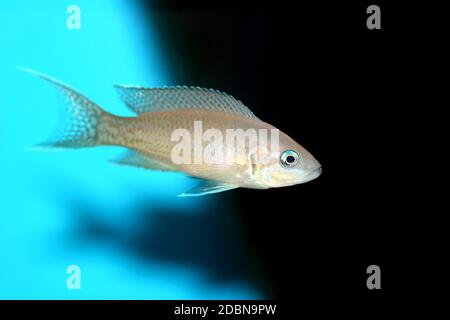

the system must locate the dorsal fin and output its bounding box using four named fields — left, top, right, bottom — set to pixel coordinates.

left=114, top=85, right=258, bottom=119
